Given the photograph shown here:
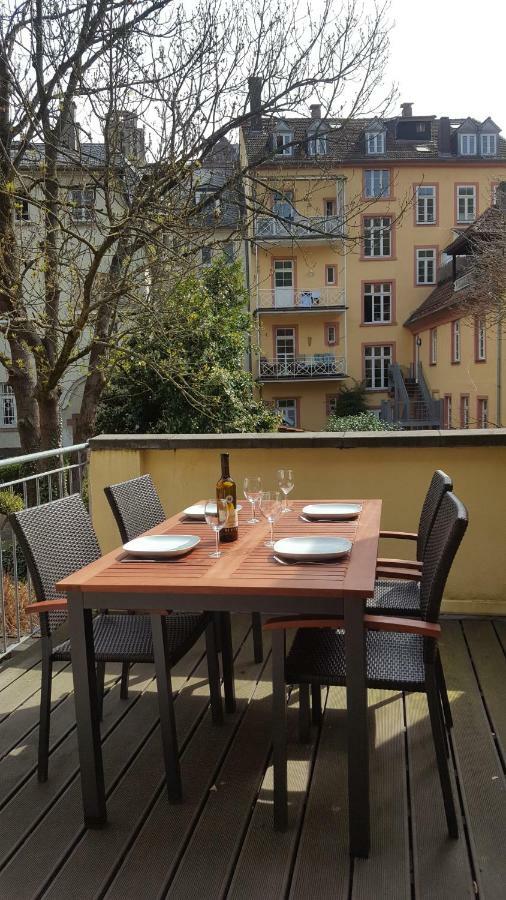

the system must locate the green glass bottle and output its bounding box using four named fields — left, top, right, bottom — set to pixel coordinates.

left=216, top=452, right=238, bottom=542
